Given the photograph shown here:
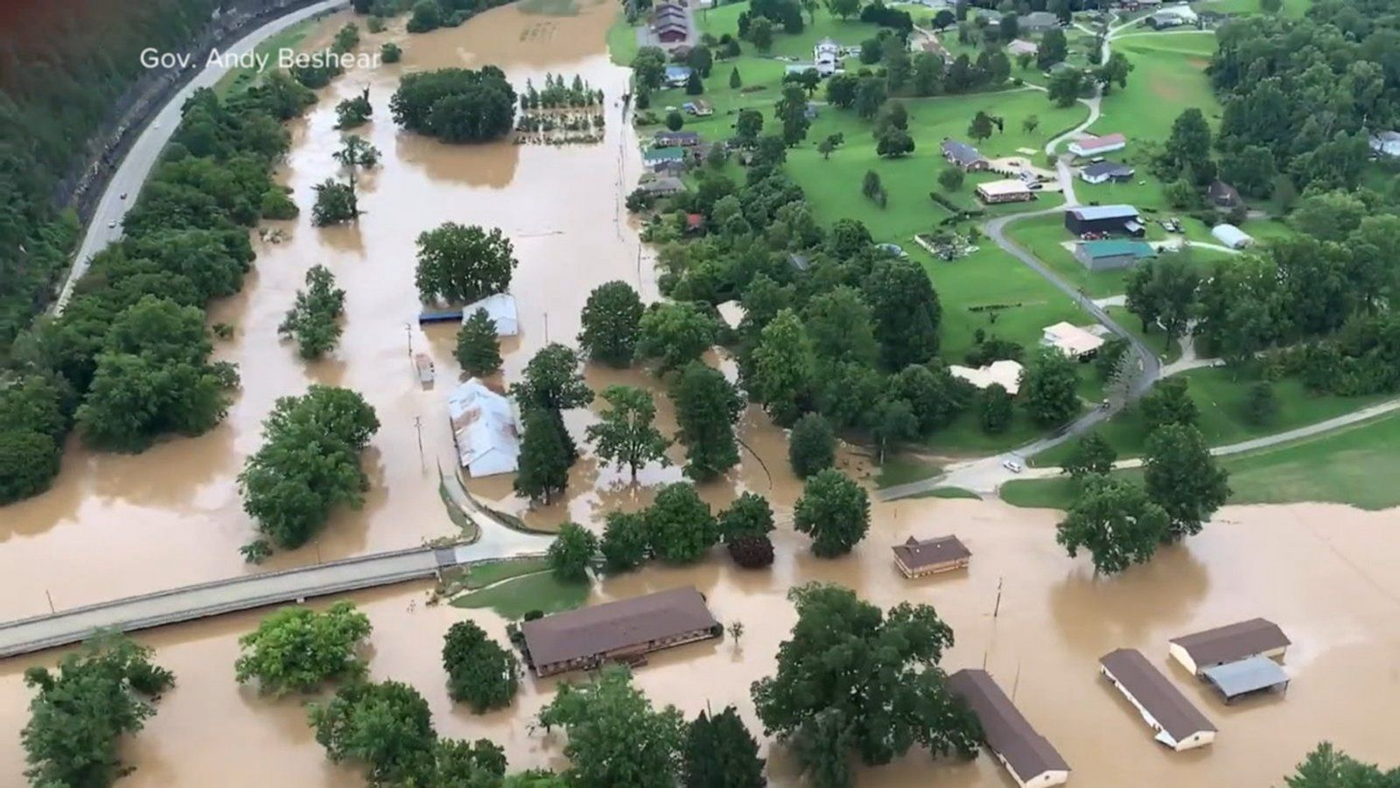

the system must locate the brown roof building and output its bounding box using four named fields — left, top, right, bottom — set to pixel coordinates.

left=520, top=587, right=720, bottom=677
left=948, top=669, right=1070, bottom=788
left=1168, top=618, right=1290, bottom=675
left=1100, top=648, right=1217, bottom=751
left=892, top=535, right=971, bottom=578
